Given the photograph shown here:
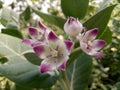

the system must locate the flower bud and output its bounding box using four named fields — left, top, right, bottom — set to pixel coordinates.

left=64, top=16, right=83, bottom=39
